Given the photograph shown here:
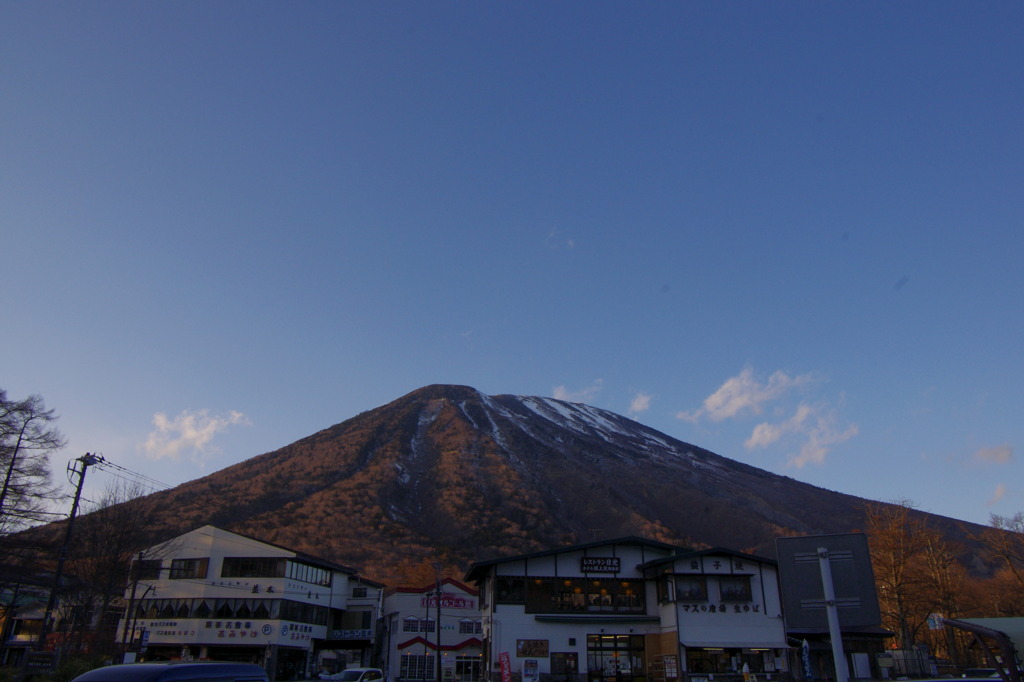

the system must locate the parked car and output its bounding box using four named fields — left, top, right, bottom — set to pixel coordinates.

left=318, top=668, right=384, bottom=682
left=71, top=662, right=268, bottom=682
